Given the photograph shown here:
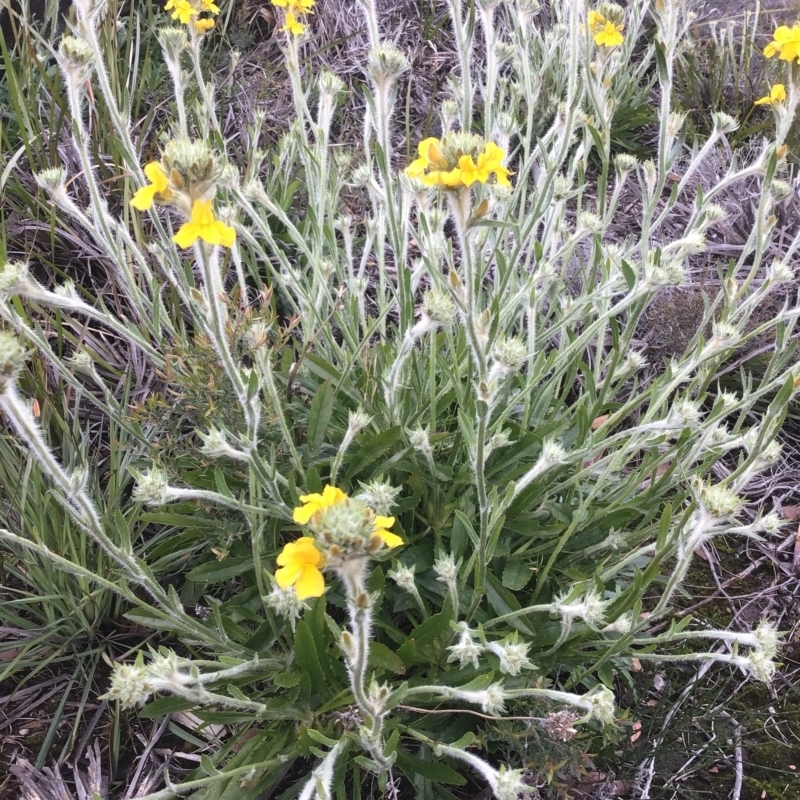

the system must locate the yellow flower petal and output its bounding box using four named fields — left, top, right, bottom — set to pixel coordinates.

left=281, top=12, right=306, bottom=34
left=374, top=515, right=395, bottom=530
left=295, top=564, right=325, bottom=599
left=191, top=199, right=216, bottom=226
left=298, top=491, right=325, bottom=504
left=405, top=157, right=430, bottom=178
left=275, top=561, right=304, bottom=587
left=594, top=20, right=624, bottom=47
left=416, top=136, right=440, bottom=161
left=425, top=140, right=449, bottom=170
left=322, top=485, right=348, bottom=504
left=130, top=184, right=157, bottom=211
left=374, top=529, right=404, bottom=548
left=173, top=222, right=200, bottom=248
left=143, top=162, right=169, bottom=192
